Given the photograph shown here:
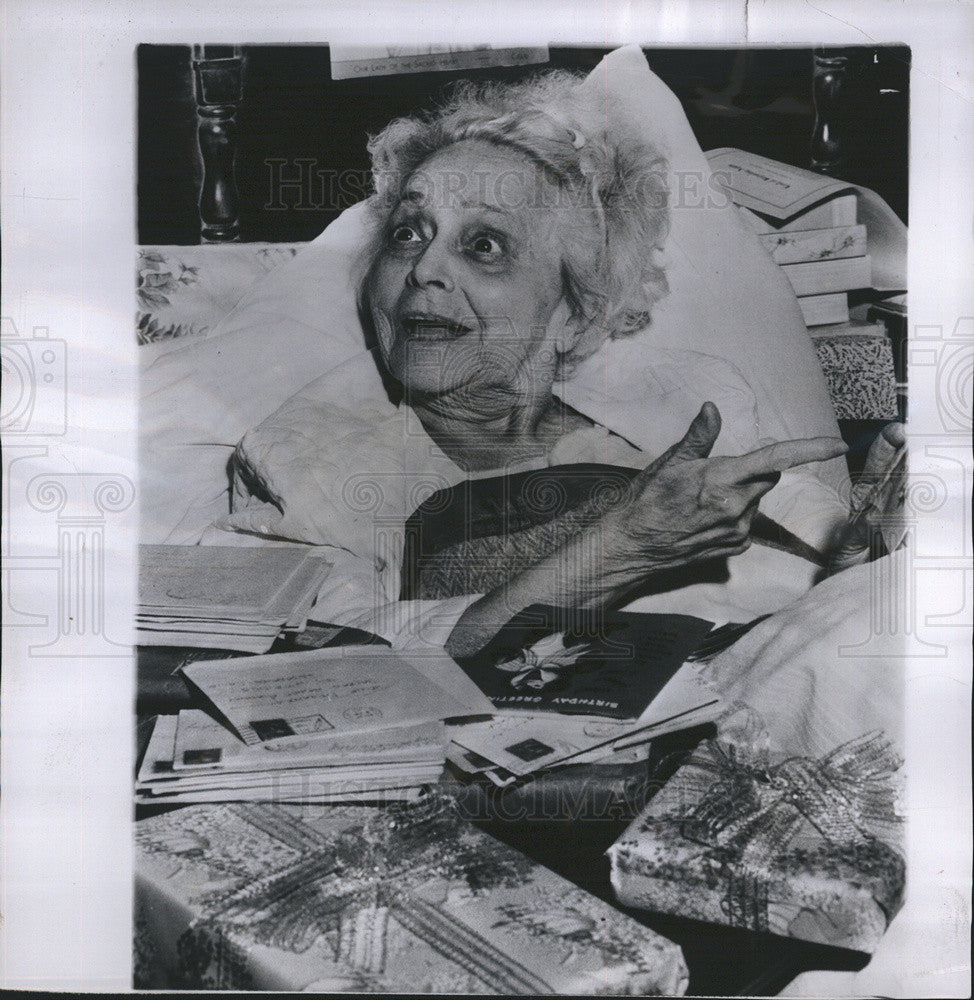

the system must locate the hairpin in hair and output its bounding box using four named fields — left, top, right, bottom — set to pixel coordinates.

left=537, top=107, right=587, bottom=150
